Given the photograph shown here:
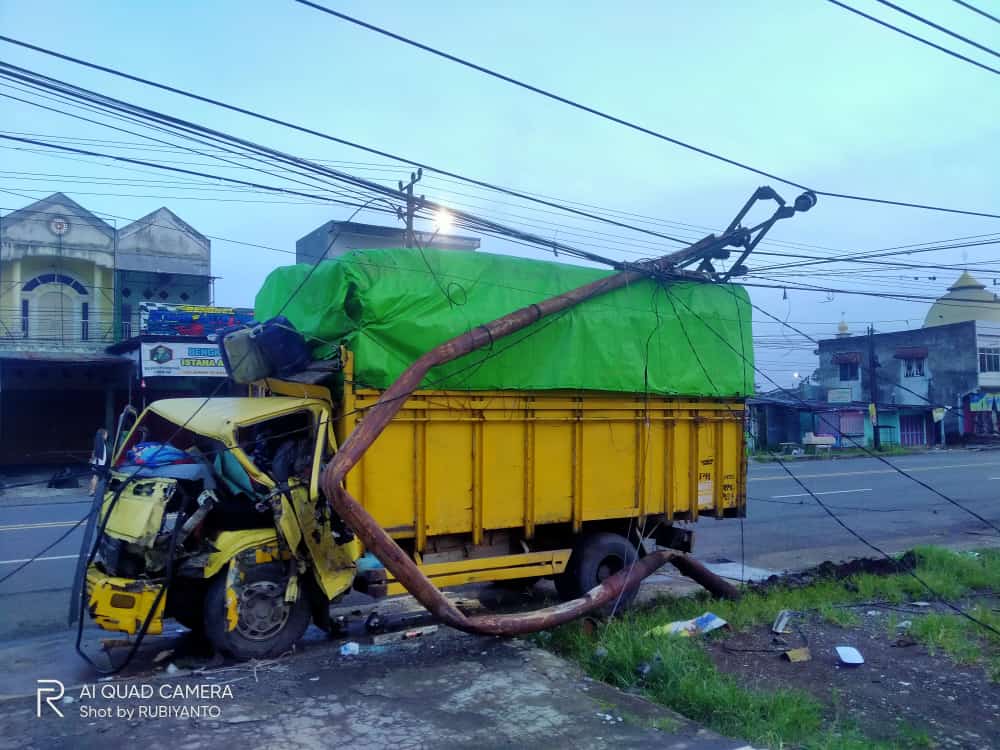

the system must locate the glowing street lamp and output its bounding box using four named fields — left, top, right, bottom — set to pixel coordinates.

left=434, top=209, right=453, bottom=235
